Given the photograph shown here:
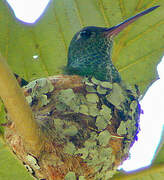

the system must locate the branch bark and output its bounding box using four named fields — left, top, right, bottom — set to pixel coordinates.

left=0, top=54, right=43, bottom=156
left=112, top=163, right=164, bottom=180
